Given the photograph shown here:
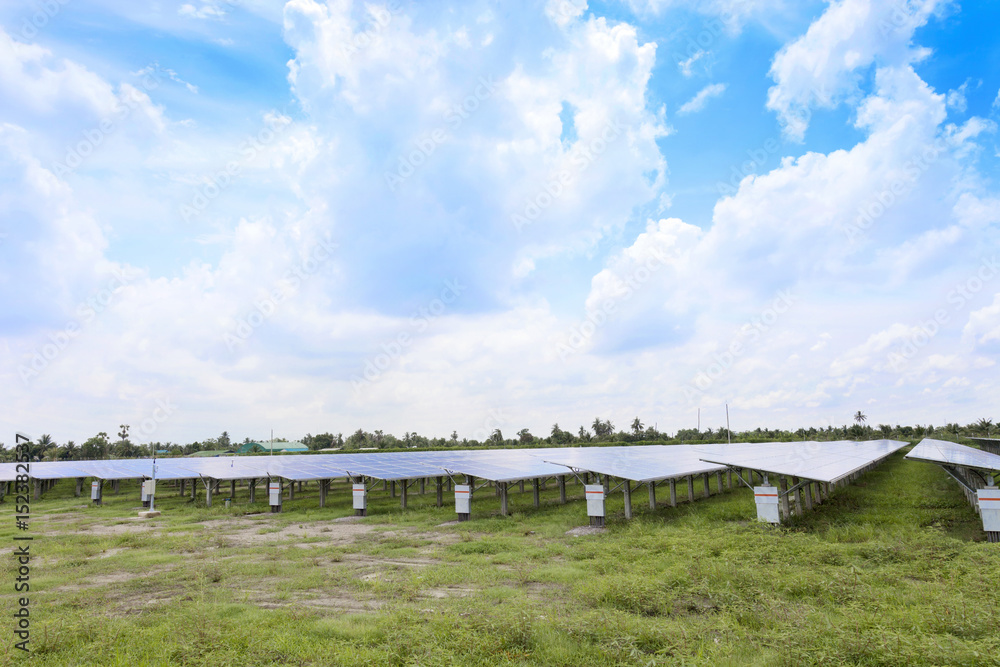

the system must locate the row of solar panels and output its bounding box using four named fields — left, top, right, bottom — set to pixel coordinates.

left=0, top=439, right=913, bottom=486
